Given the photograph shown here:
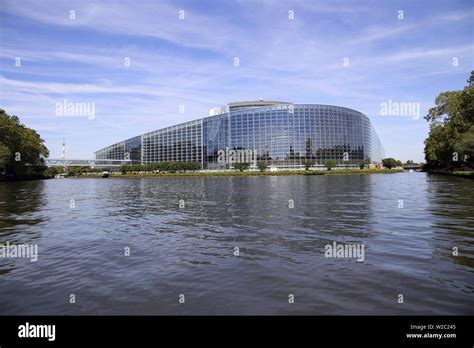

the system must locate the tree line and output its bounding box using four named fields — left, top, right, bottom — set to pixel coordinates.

left=44, top=166, right=112, bottom=177
left=424, top=71, right=474, bottom=169
left=120, top=161, right=201, bottom=174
